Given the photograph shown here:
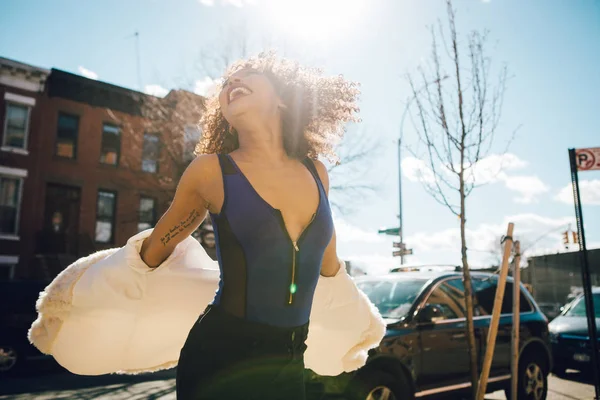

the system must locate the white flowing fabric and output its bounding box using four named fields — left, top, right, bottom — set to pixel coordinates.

left=28, top=229, right=385, bottom=377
